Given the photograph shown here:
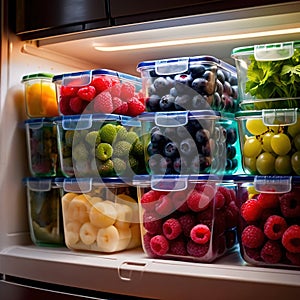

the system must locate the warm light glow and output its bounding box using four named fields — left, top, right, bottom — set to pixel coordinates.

left=93, top=27, right=300, bottom=52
